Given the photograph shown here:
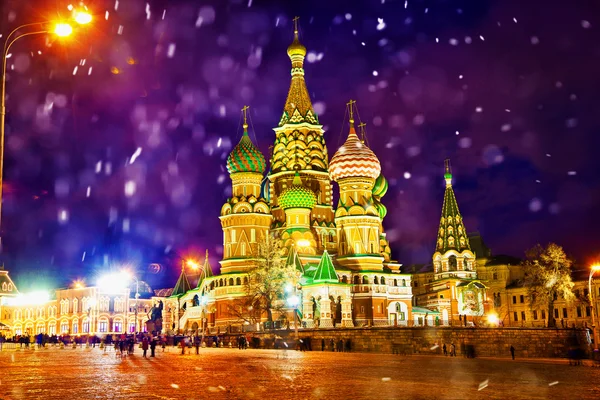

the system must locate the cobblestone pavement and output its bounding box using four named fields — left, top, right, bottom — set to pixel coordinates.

left=0, top=346, right=599, bottom=399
